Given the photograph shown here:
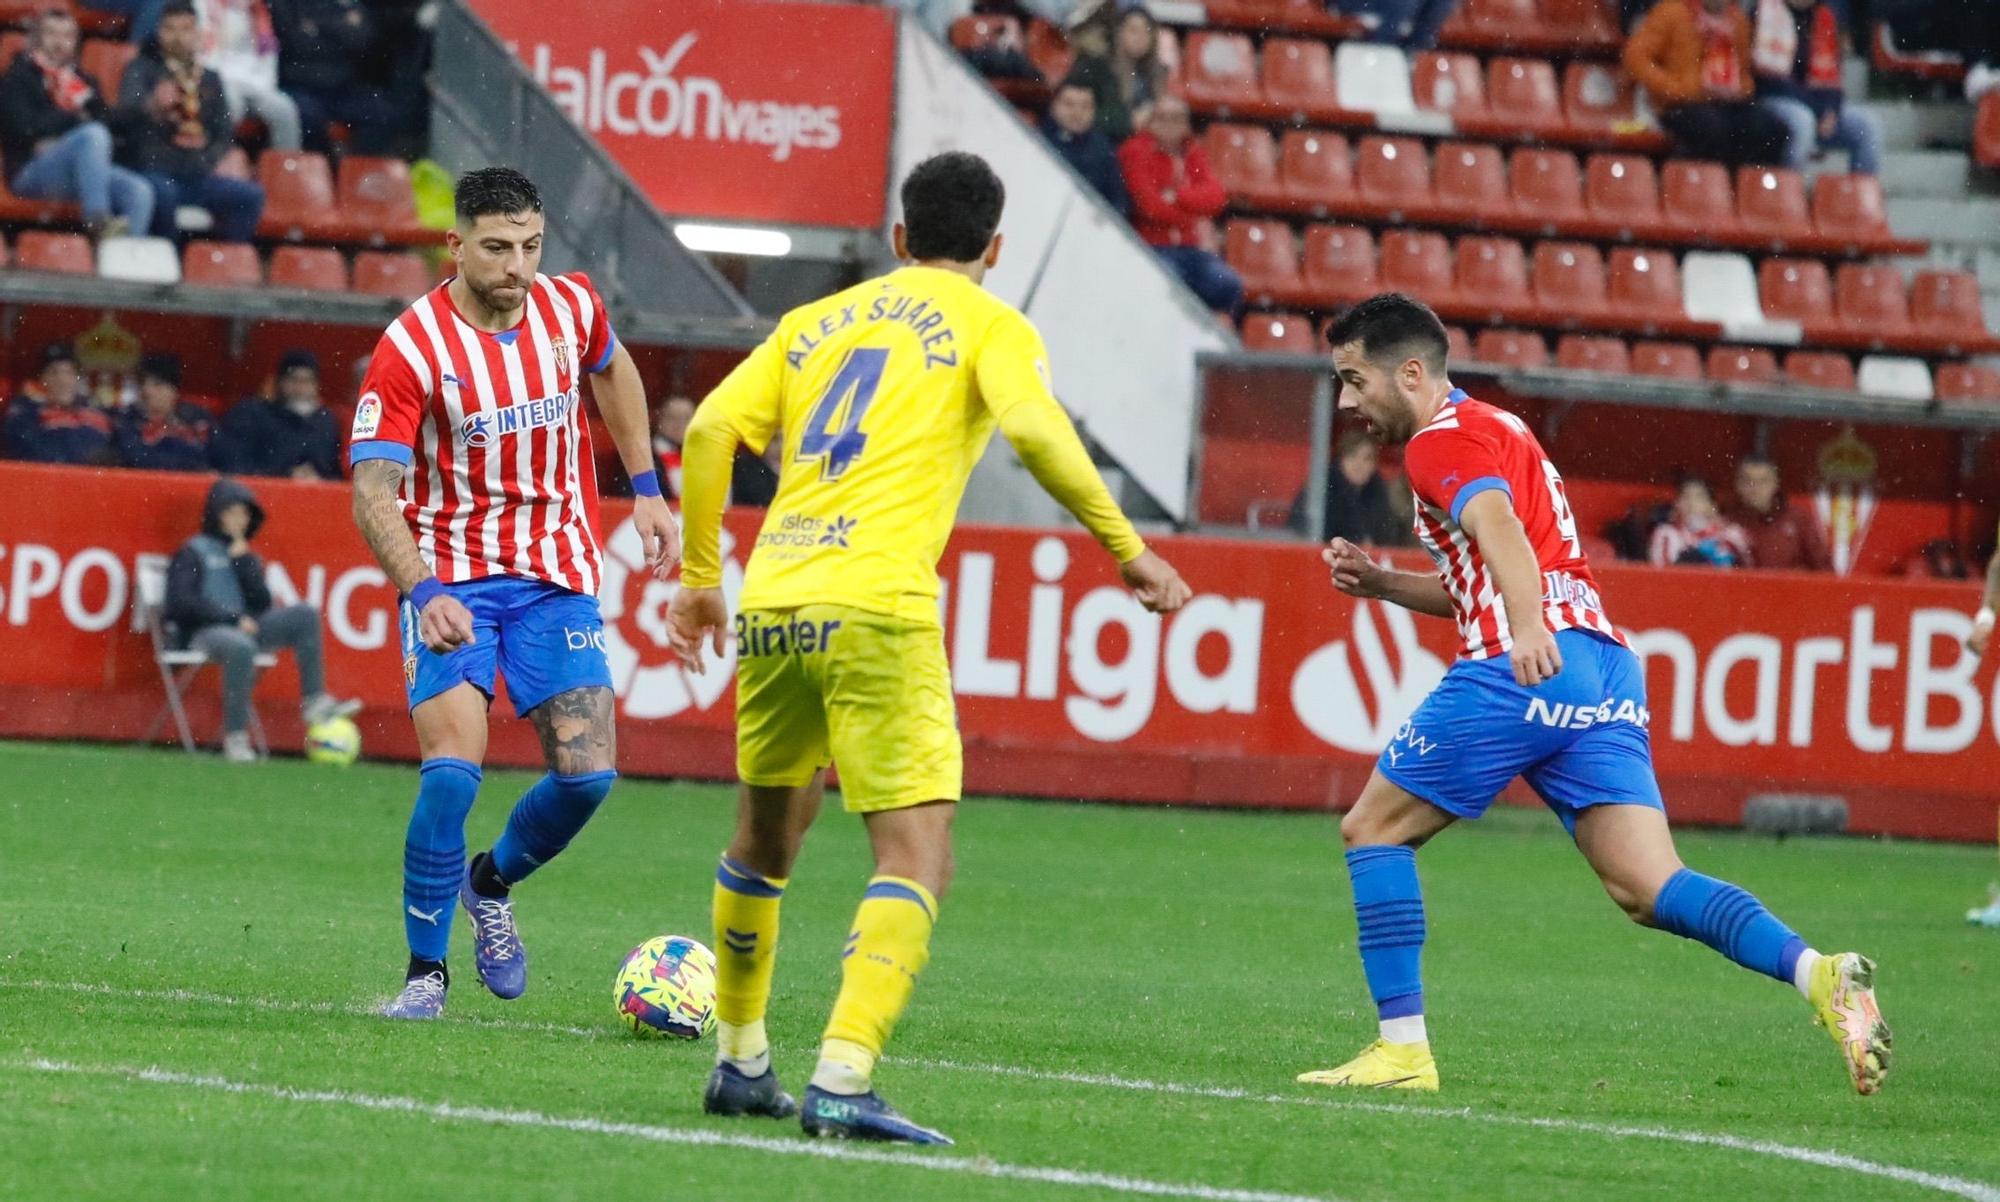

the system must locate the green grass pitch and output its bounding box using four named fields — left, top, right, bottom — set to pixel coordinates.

left=3, top=740, right=1998, bottom=1201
